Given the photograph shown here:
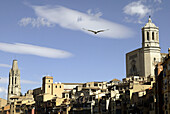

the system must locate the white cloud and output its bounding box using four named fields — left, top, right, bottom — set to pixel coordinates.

left=123, top=1, right=151, bottom=23
left=19, top=17, right=55, bottom=27
left=0, top=64, right=11, bottom=68
left=19, top=5, right=134, bottom=39
left=87, top=9, right=103, bottom=18
left=123, top=0, right=162, bottom=23
left=0, top=43, right=72, bottom=58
